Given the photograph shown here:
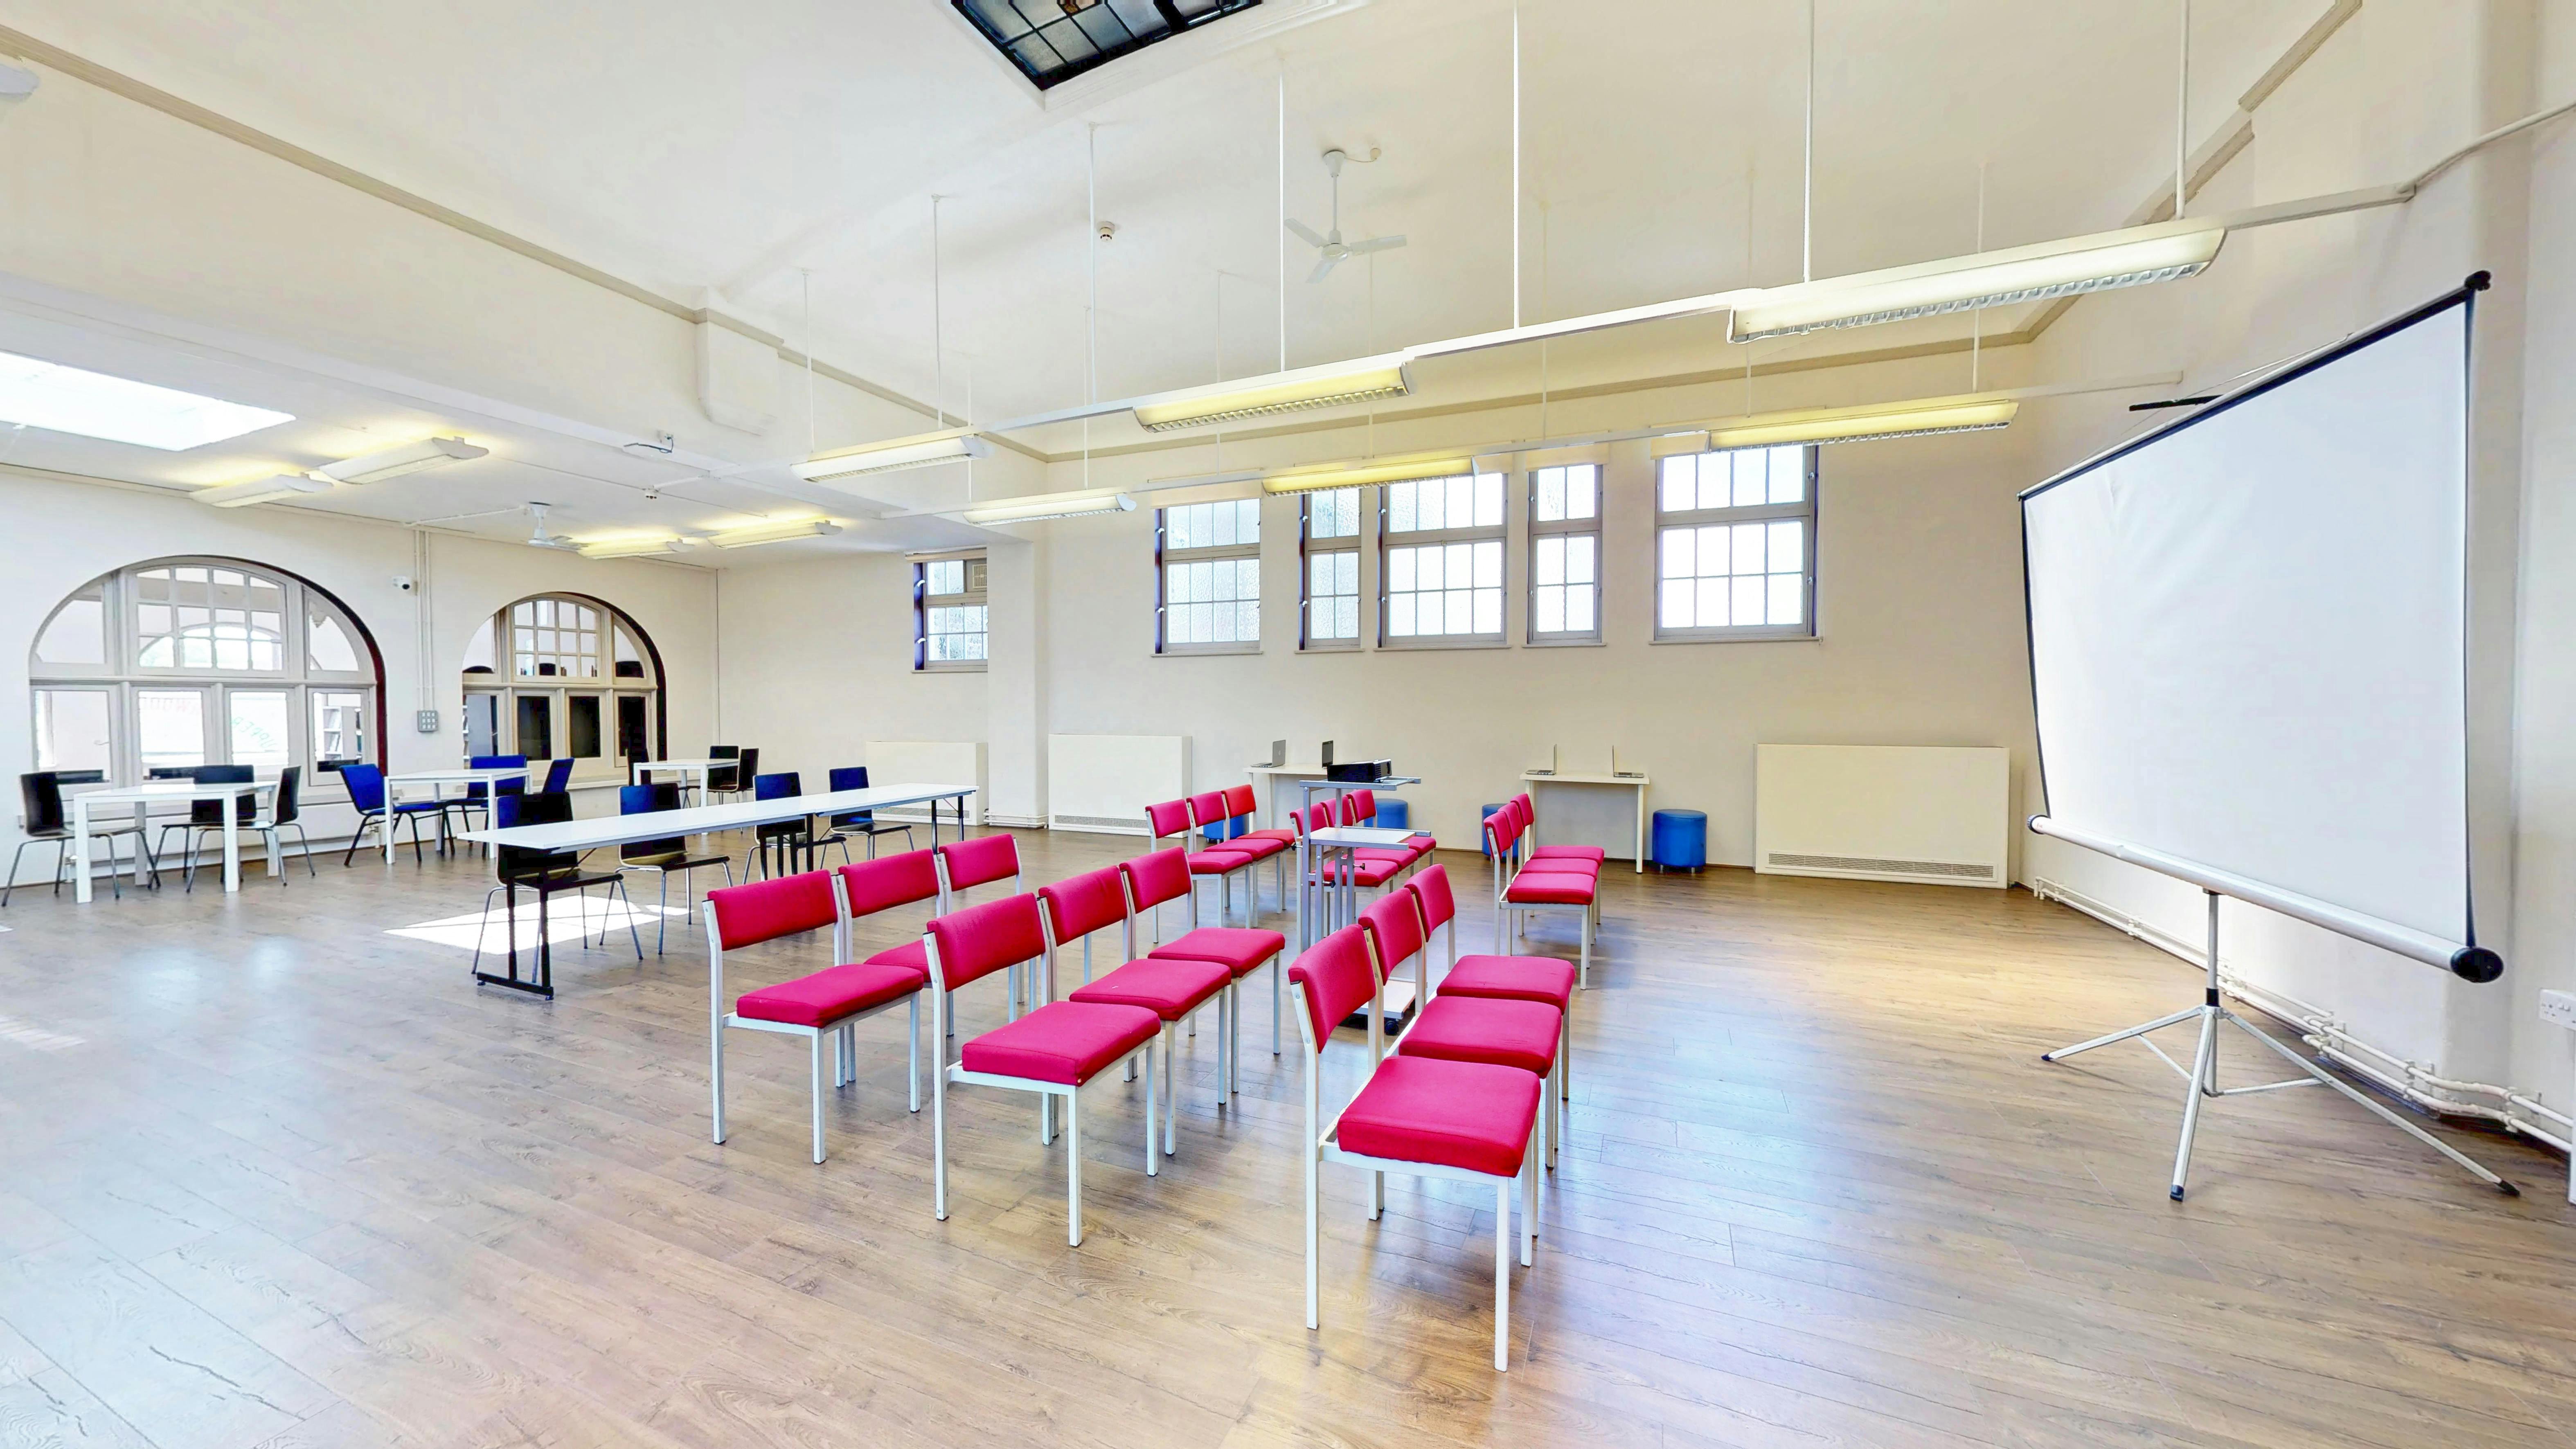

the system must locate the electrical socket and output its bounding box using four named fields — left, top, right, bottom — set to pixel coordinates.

left=415, top=709, right=440, bottom=734
left=2542, top=990, right=2576, bottom=1032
